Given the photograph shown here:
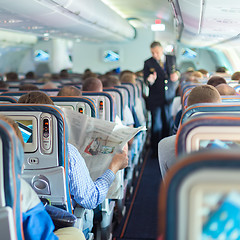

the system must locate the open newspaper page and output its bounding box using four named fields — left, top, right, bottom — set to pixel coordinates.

left=62, top=108, right=146, bottom=199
